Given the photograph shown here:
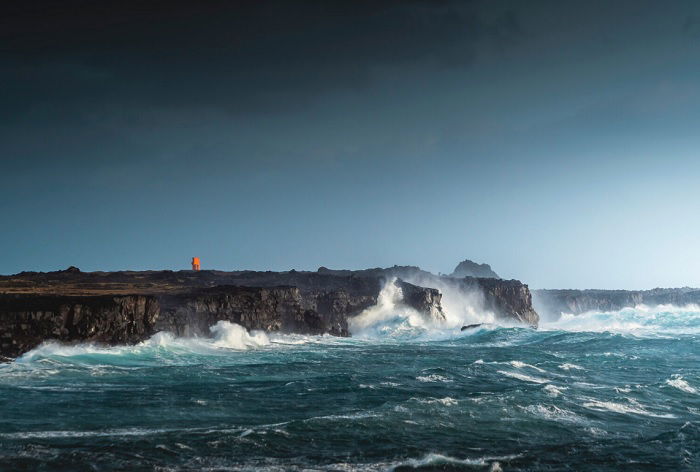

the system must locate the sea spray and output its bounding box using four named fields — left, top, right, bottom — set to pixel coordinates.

left=400, top=273, right=499, bottom=328
left=348, top=278, right=433, bottom=337
left=209, top=320, right=270, bottom=349
left=541, top=304, right=700, bottom=335
left=348, top=278, right=527, bottom=339
left=14, top=322, right=271, bottom=367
